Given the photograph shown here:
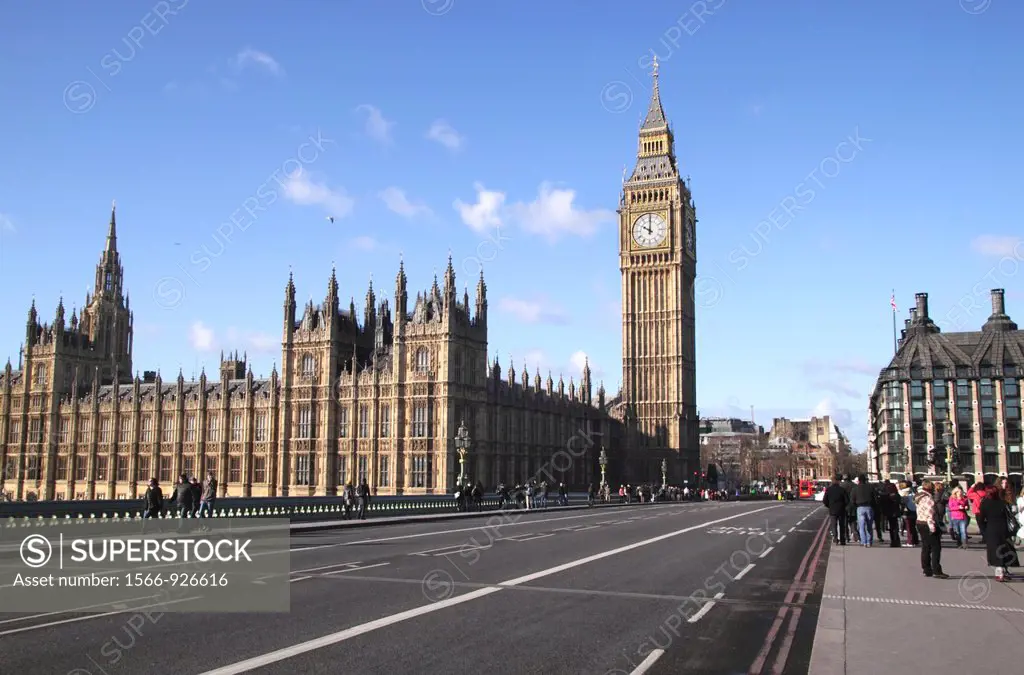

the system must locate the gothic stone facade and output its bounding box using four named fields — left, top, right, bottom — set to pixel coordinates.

left=0, top=65, right=703, bottom=501
left=867, top=290, right=1023, bottom=486
left=0, top=208, right=618, bottom=501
